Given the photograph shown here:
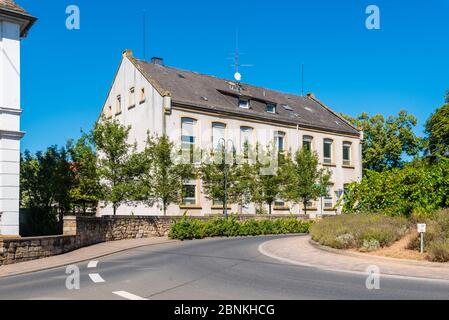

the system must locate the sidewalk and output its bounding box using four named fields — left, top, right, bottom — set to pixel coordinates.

left=259, top=236, right=449, bottom=282
left=0, top=237, right=177, bottom=278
